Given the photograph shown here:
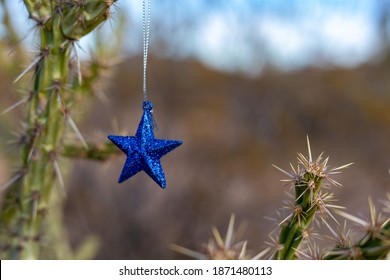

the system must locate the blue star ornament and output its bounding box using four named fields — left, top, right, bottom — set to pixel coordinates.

left=108, top=101, right=182, bottom=189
